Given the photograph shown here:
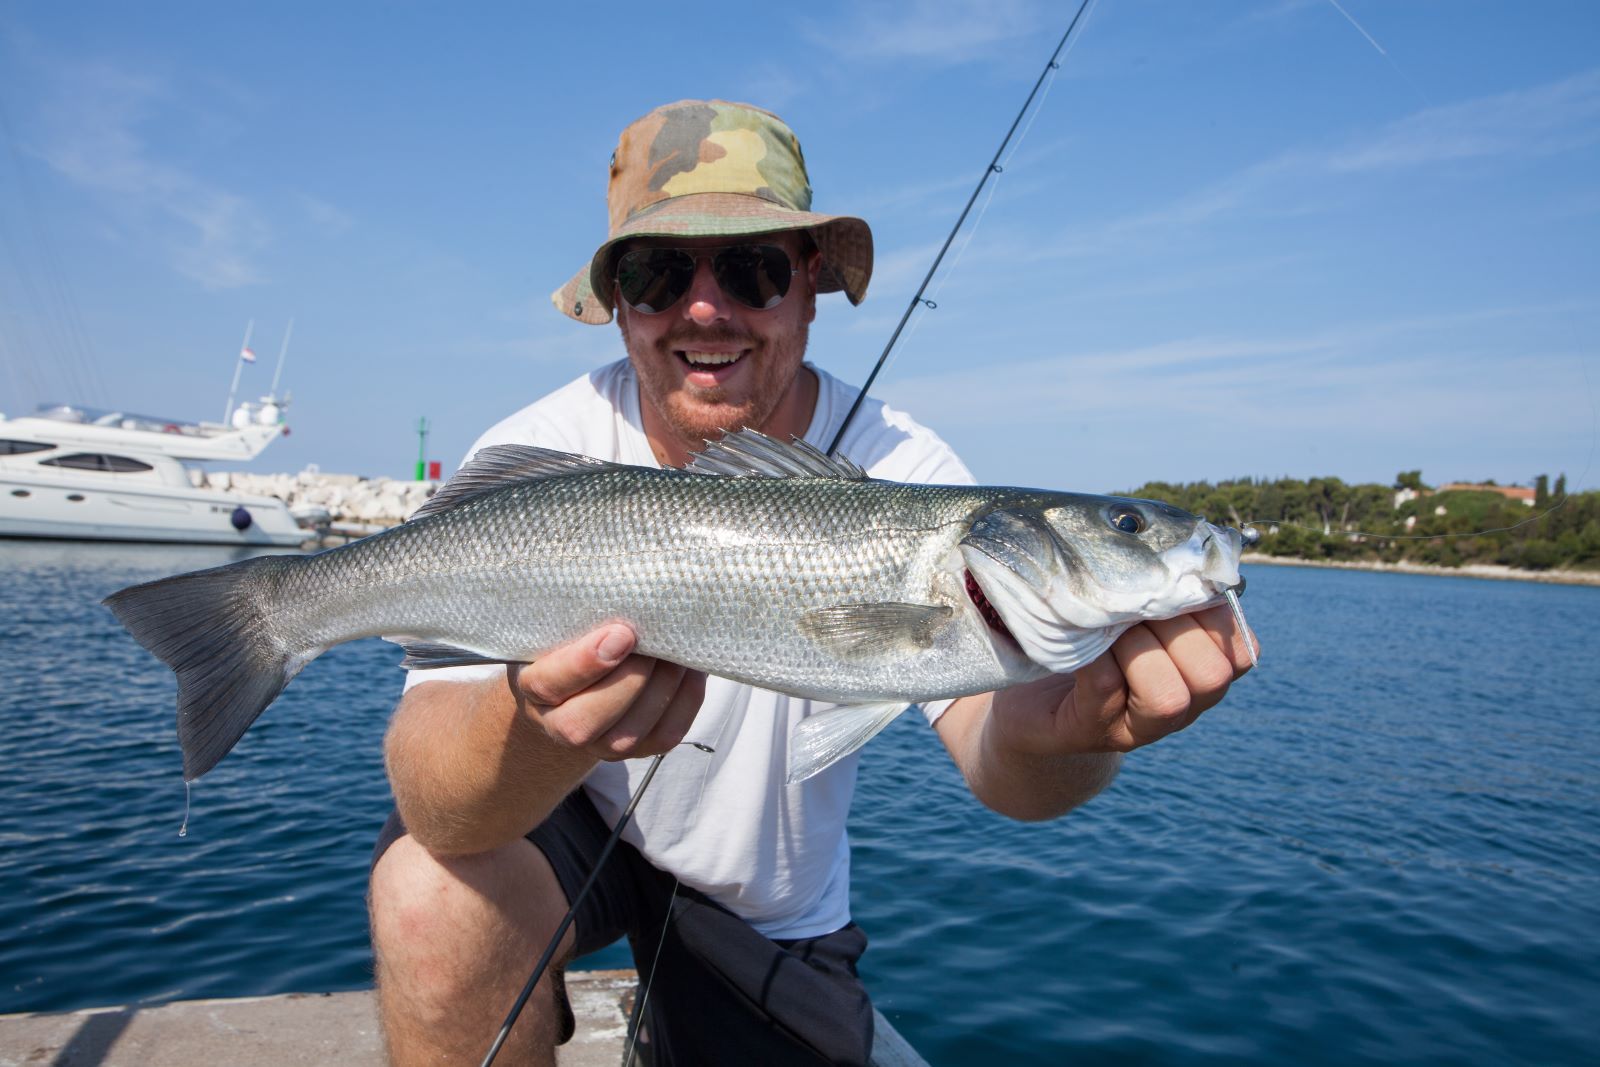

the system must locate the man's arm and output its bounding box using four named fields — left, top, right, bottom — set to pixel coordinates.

left=384, top=624, right=706, bottom=856
left=935, top=604, right=1256, bottom=821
